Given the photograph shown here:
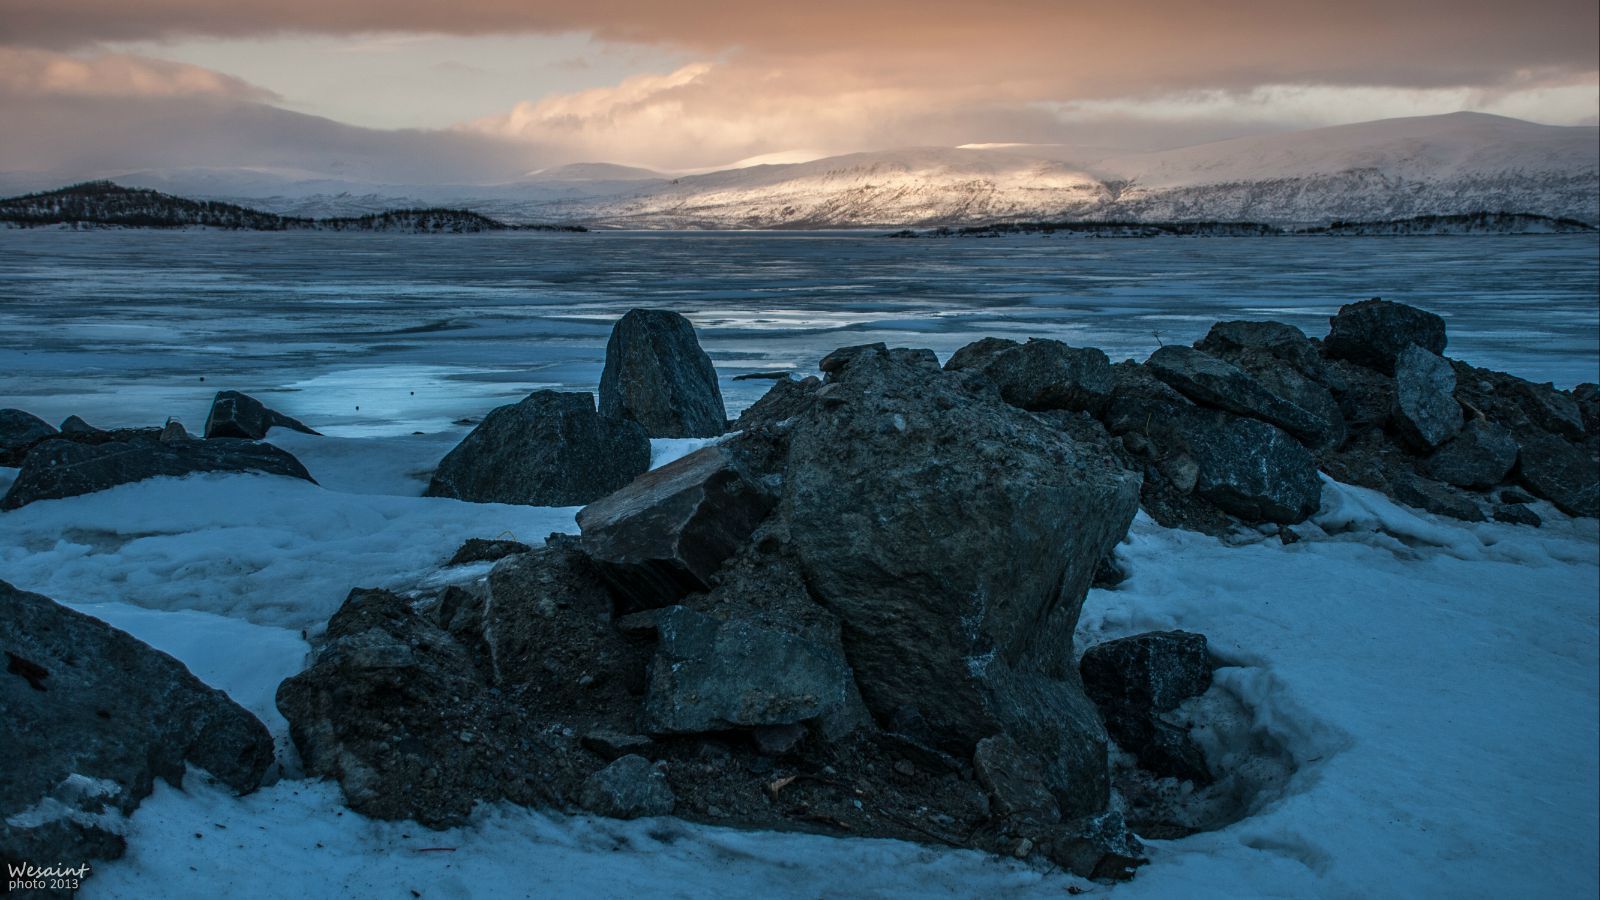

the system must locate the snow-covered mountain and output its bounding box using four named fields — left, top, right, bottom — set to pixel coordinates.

left=31, top=113, right=1595, bottom=228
